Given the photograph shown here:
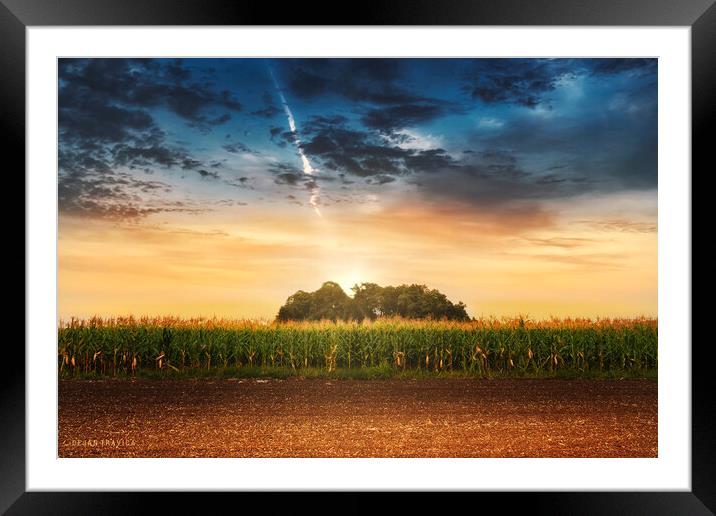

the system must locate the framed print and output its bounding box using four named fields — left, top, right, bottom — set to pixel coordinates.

left=5, top=0, right=711, bottom=513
